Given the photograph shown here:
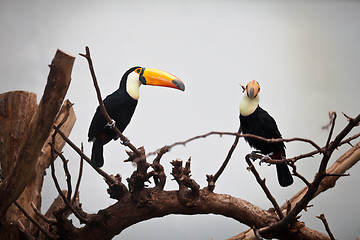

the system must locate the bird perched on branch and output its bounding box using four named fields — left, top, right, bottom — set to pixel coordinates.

left=239, top=80, right=293, bottom=187
left=88, top=67, right=185, bottom=167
